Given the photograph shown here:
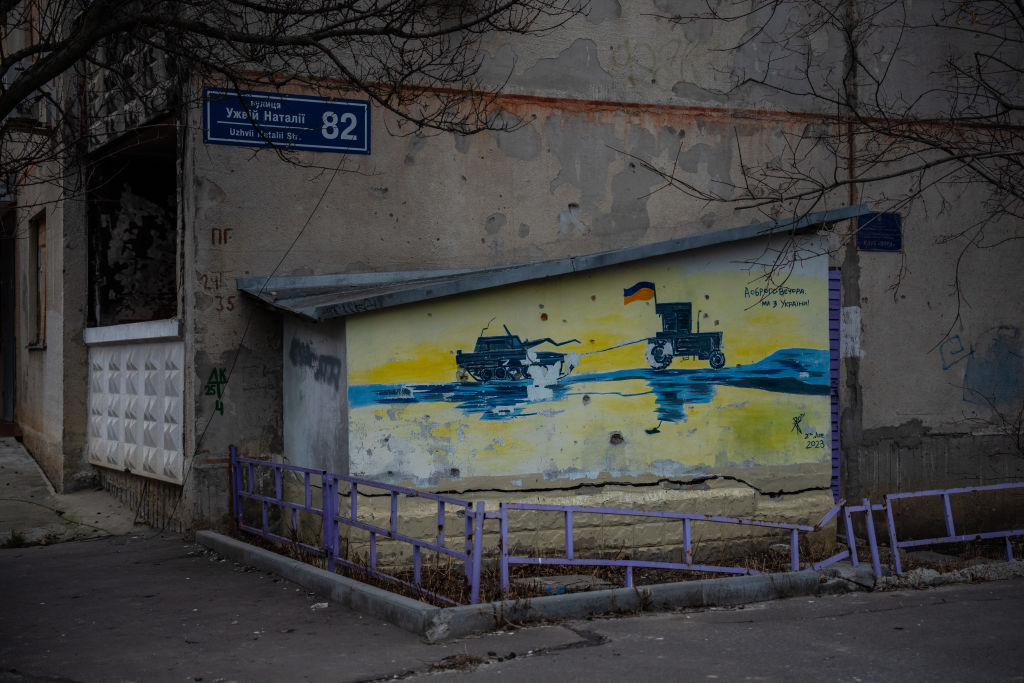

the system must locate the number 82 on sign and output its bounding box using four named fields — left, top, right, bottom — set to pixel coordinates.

left=203, top=87, right=371, bottom=155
